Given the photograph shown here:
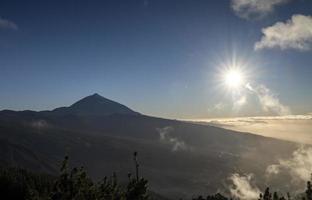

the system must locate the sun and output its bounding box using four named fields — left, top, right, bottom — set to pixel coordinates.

left=216, top=55, right=251, bottom=93
left=223, top=68, right=245, bottom=89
